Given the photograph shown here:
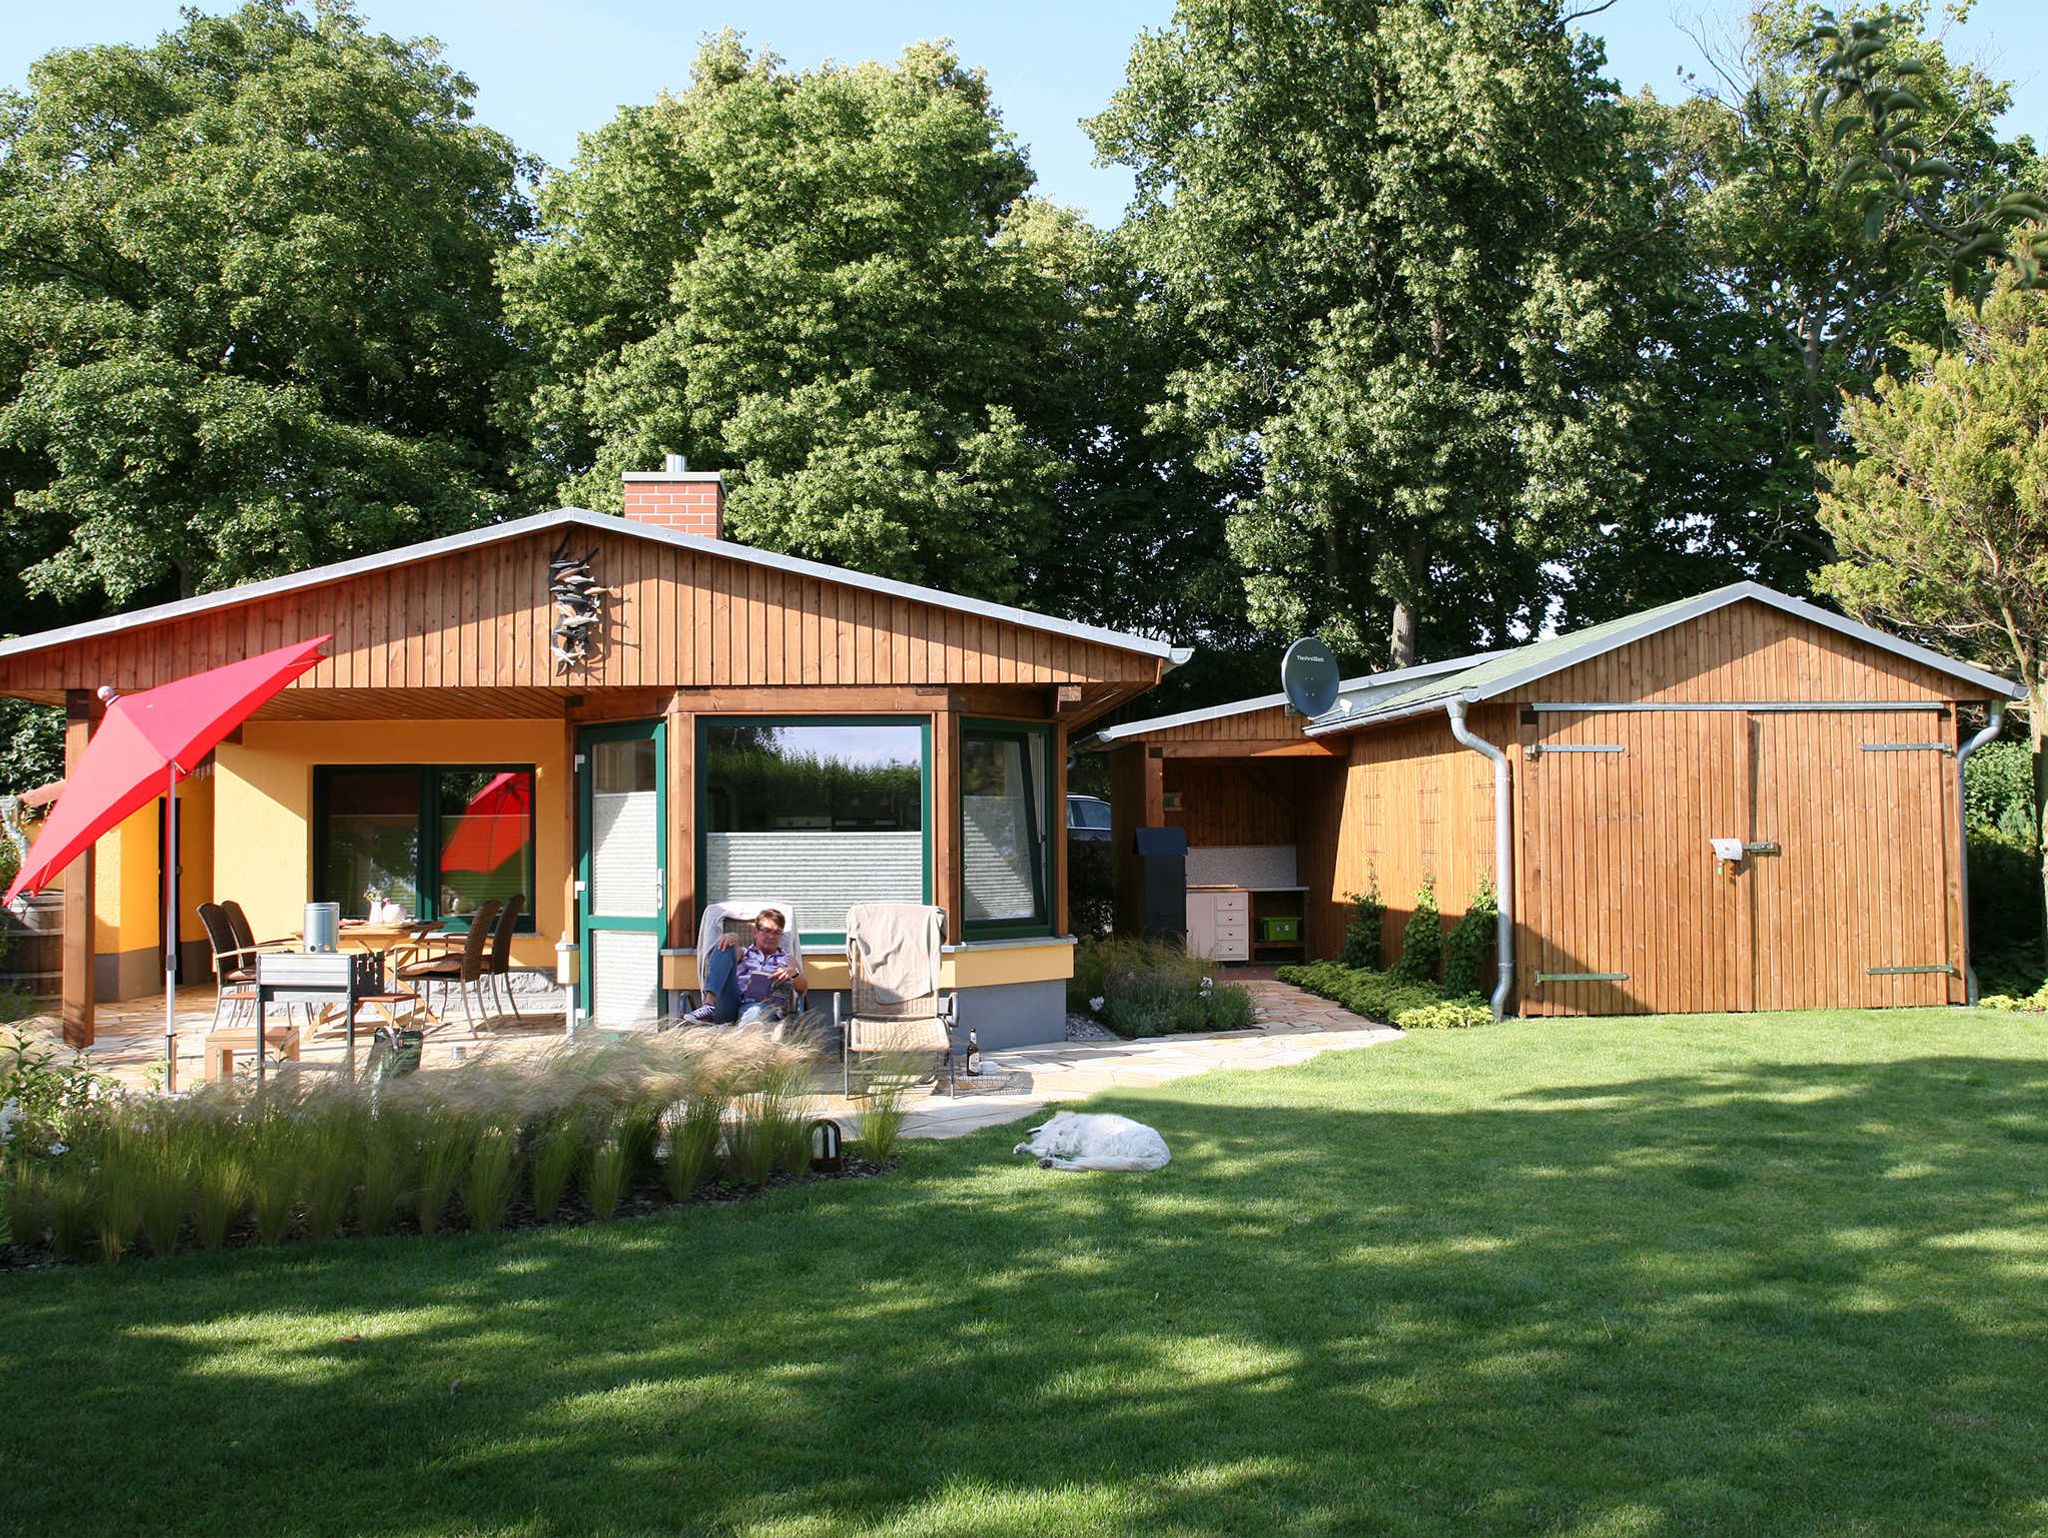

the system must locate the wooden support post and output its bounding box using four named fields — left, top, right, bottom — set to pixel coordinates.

left=60, top=690, right=96, bottom=1048
left=1109, top=743, right=1154, bottom=937
left=666, top=694, right=695, bottom=948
